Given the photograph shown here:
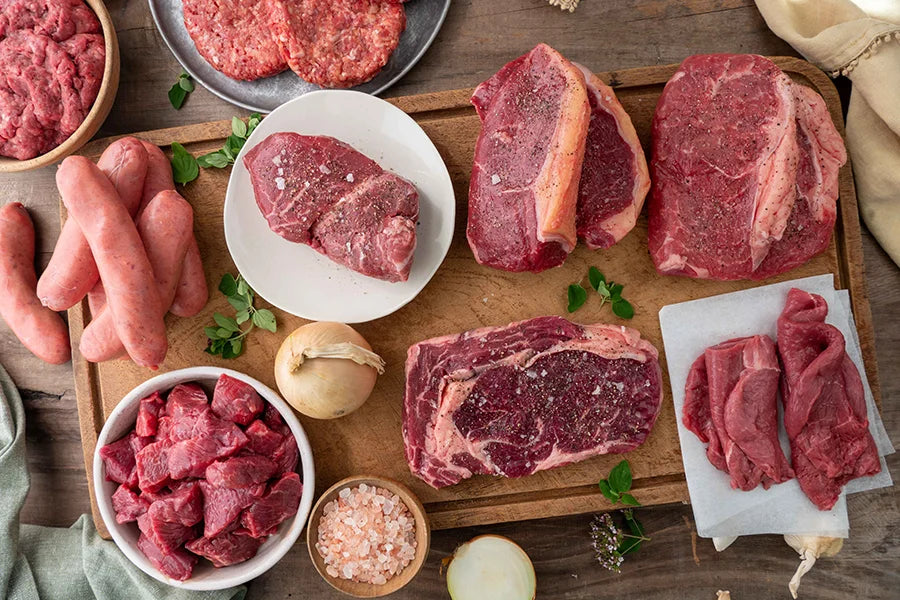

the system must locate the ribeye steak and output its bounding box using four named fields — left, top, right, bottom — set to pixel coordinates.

left=244, top=132, right=418, bottom=282
left=402, top=316, right=662, bottom=488
left=466, top=43, right=589, bottom=272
